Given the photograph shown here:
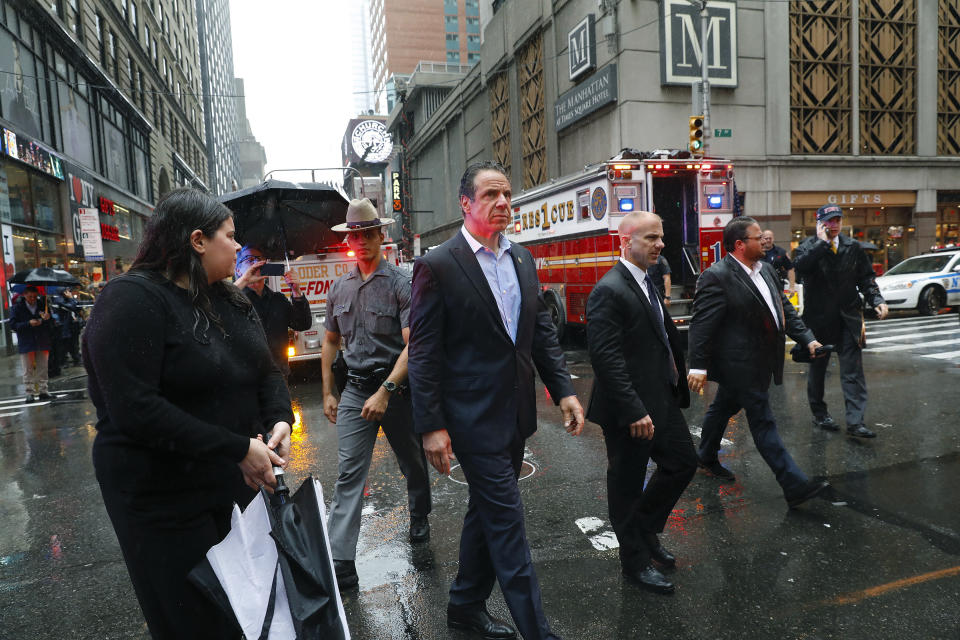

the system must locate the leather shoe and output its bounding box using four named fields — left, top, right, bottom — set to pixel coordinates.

left=333, top=559, right=358, bottom=590
left=786, top=480, right=830, bottom=509
left=813, top=415, right=839, bottom=431
left=644, top=533, right=675, bottom=568
left=37, top=392, right=53, bottom=401
left=846, top=424, right=876, bottom=438
left=622, top=564, right=675, bottom=595
left=409, top=515, right=430, bottom=543
left=447, top=605, right=517, bottom=639
left=698, top=459, right=736, bottom=481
